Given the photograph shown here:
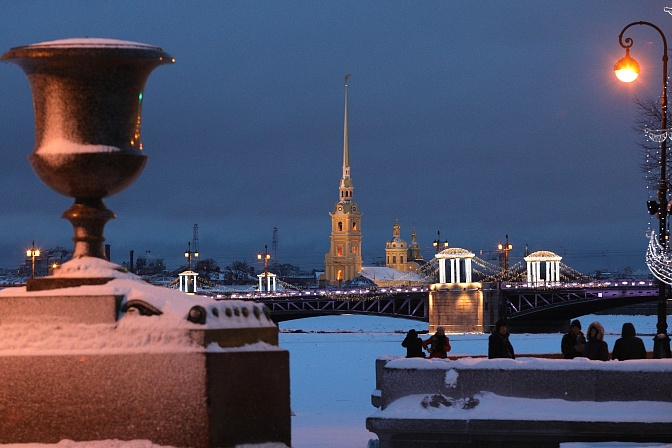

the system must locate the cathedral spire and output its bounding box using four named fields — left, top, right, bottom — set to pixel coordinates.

left=339, top=74, right=353, bottom=202
left=343, top=74, right=351, bottom=179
